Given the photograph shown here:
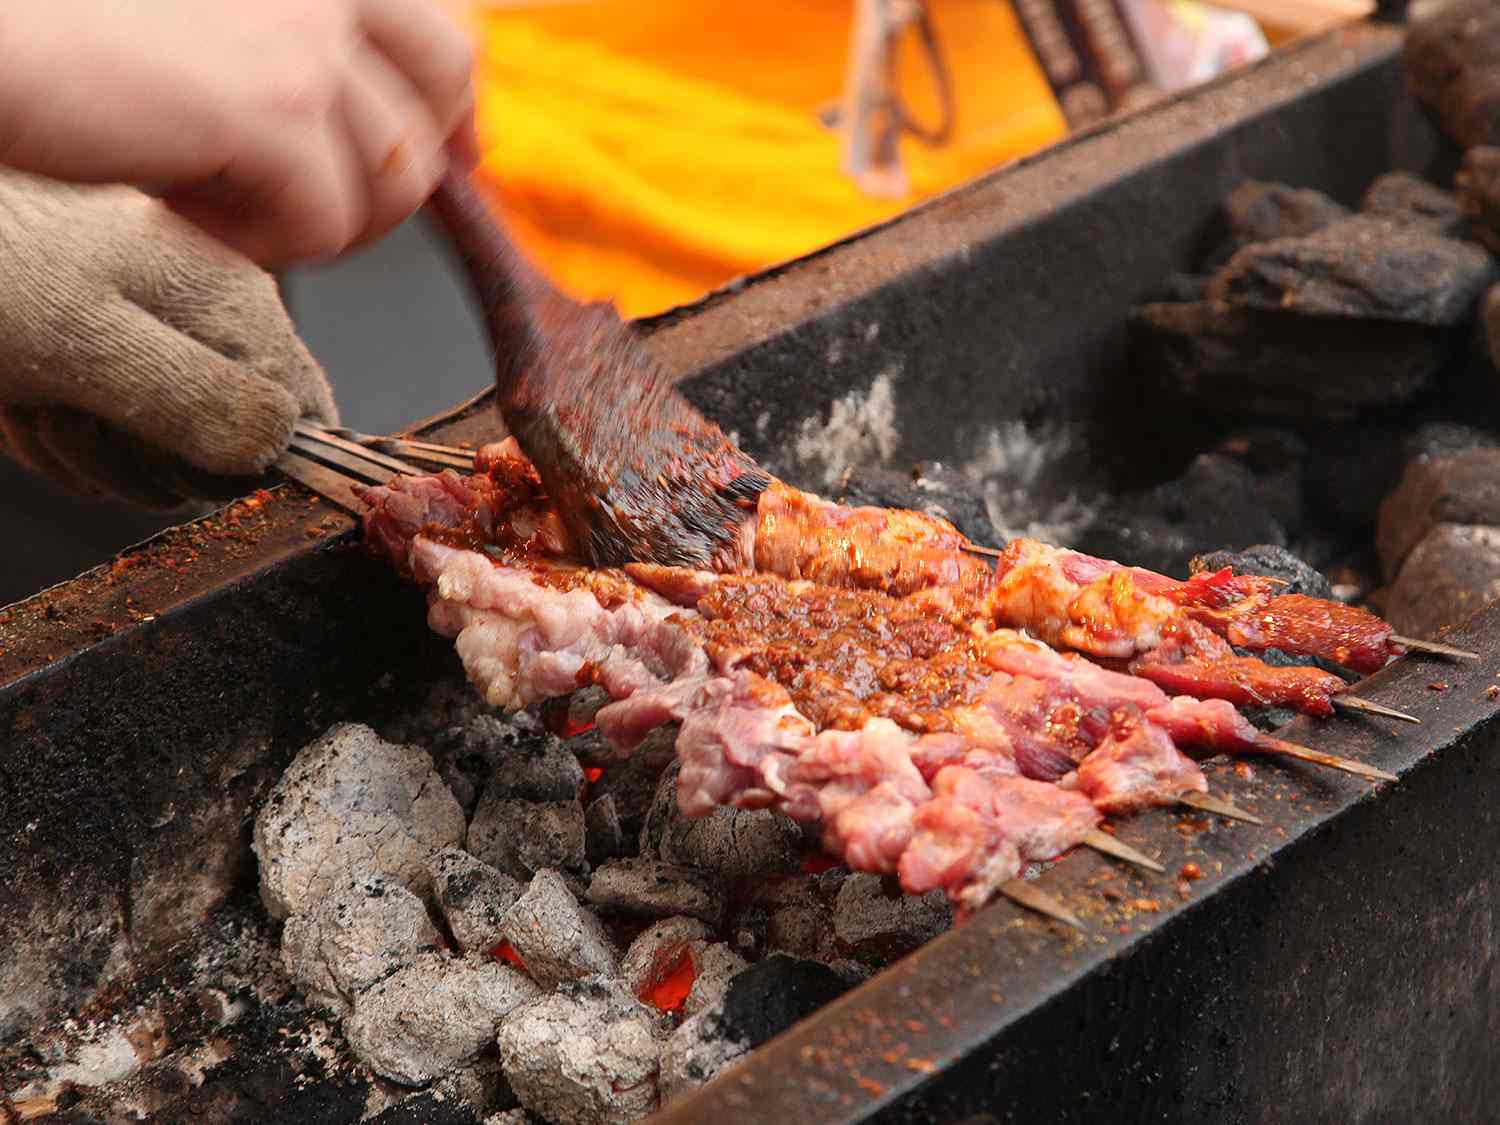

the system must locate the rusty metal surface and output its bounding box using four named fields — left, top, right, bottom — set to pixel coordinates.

left=657, top=607, right=1500, bottom=1123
